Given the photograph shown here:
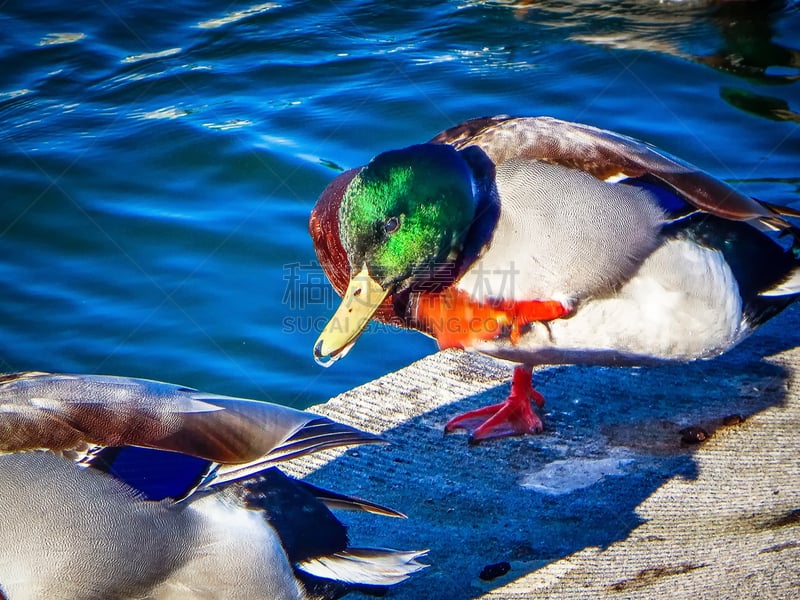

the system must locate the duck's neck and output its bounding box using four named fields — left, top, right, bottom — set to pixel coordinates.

left=452, top=145, right=500, bottom=279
